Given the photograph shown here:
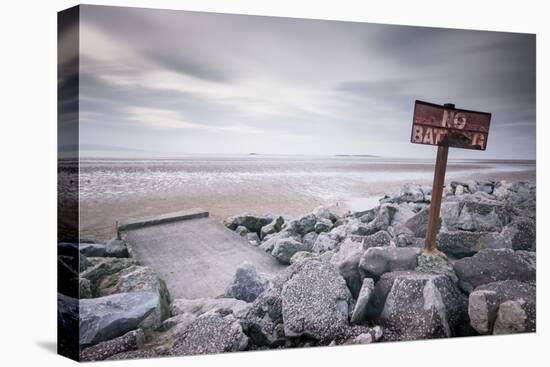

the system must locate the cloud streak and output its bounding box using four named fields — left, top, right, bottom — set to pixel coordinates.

left=70, top=5, right=536, bottom=159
